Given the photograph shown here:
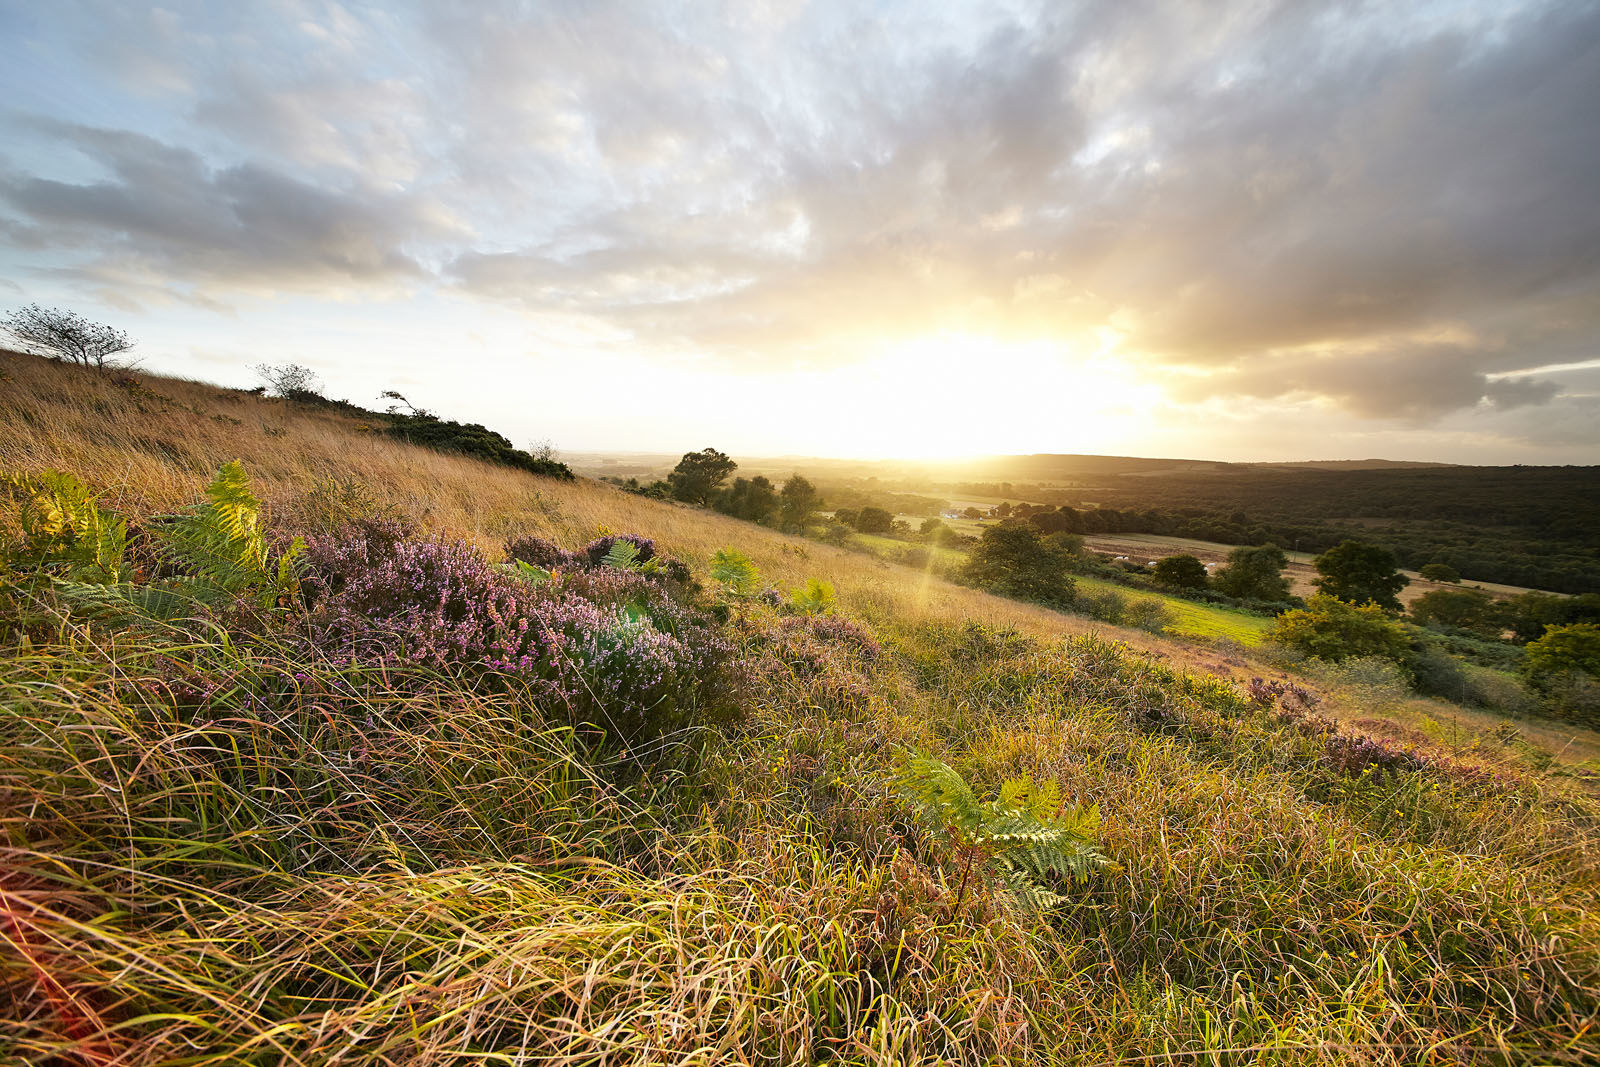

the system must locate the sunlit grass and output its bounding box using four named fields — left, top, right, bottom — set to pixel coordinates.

left=4, top=351, right=1599, bottom=1064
